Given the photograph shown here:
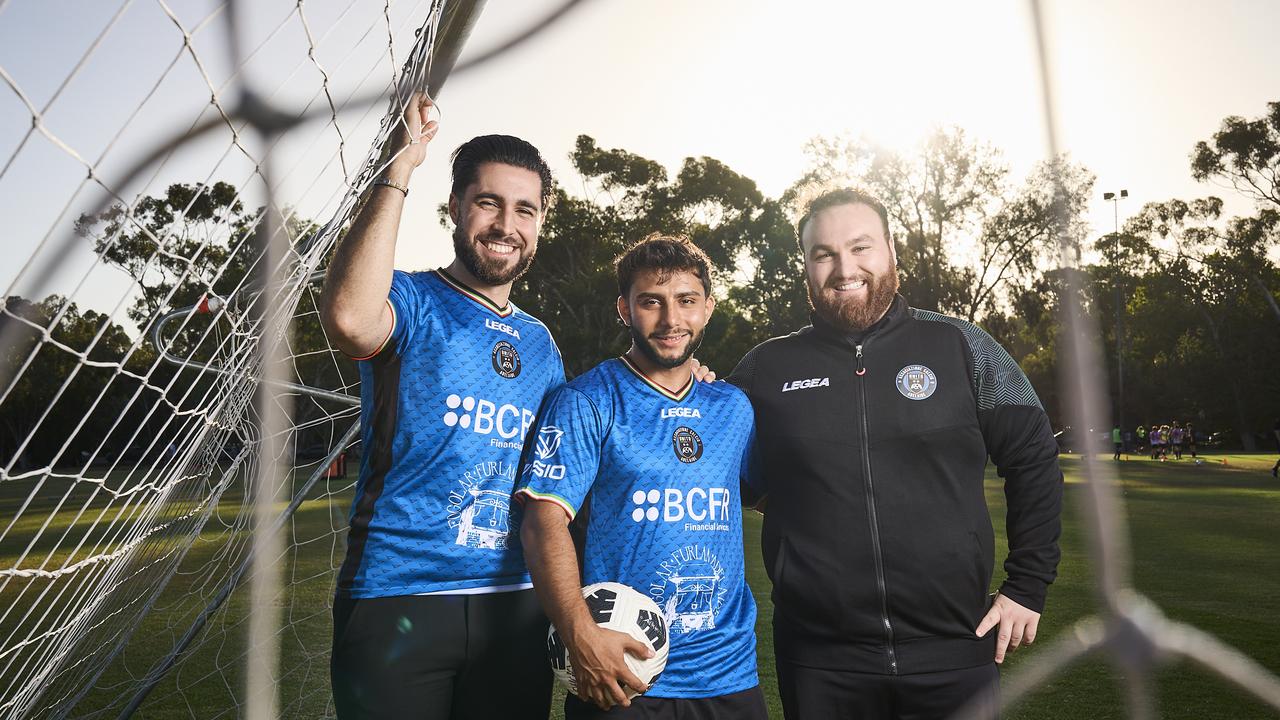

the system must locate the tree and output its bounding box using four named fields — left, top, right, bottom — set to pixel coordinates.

left=1115, top=199, right=1280, bottom=448
left=0, top=296, right=147, bottom=469
left=490, top=135, right=800, bottom=378
left=75, top=182, right=249, bottom=326
left=1189, top=100, right=1280, bottom=329
left=74, top=182, right=350, bottom=453
left=1191, top=101, right=1280, bottom=209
